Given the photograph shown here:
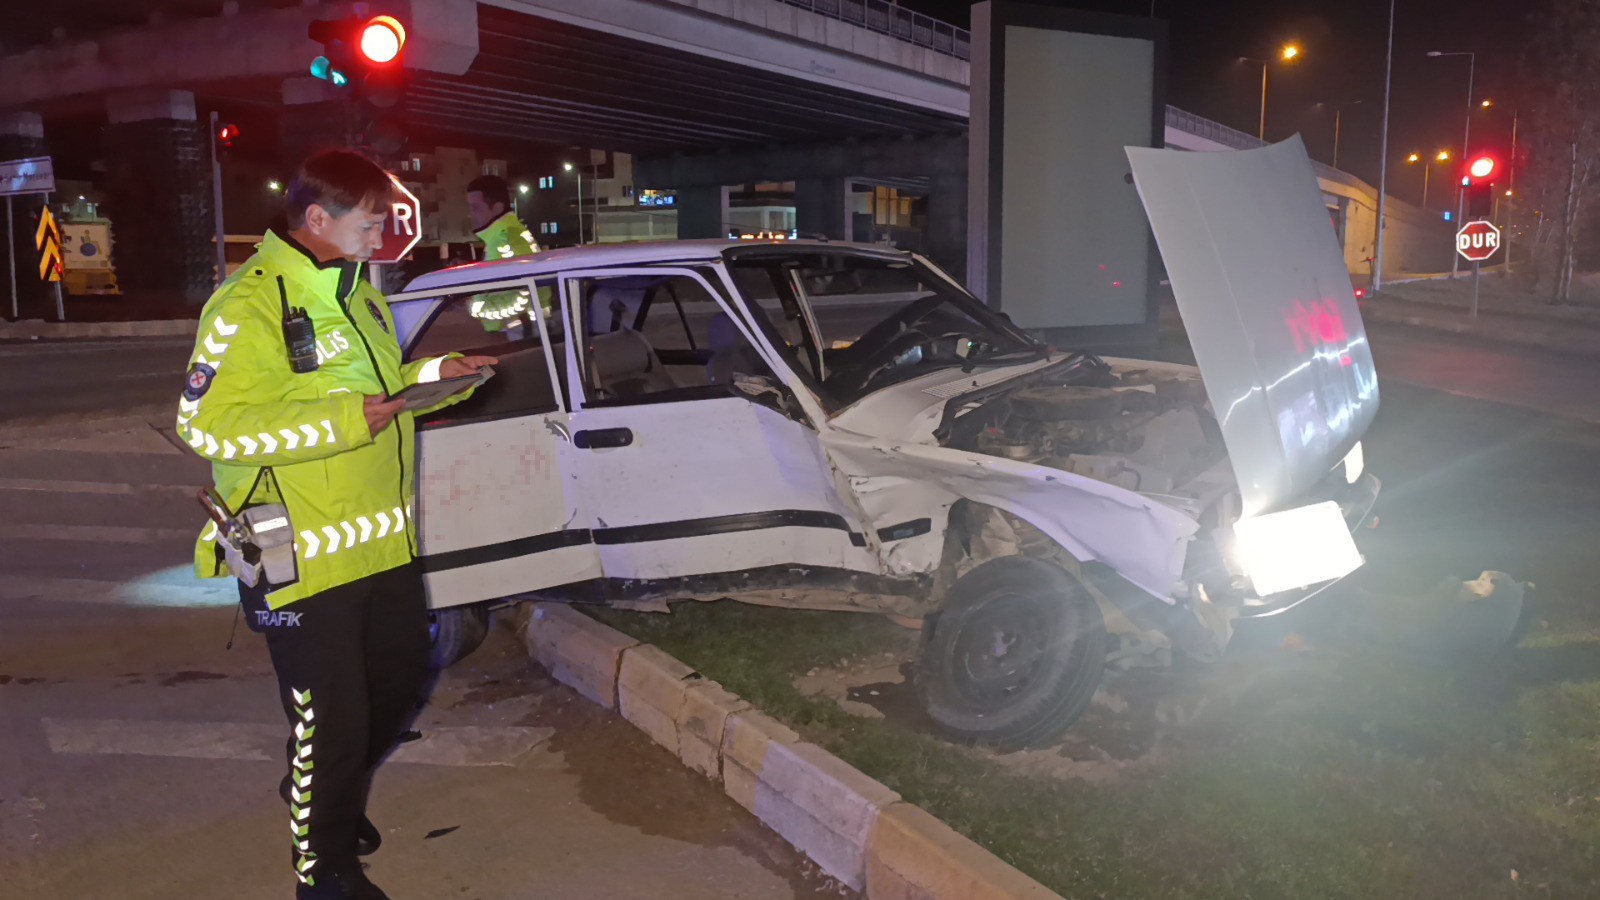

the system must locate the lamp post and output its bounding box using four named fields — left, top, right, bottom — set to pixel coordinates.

left=1407, top=150, right=1451, bottom=208
left=1243, top=44, right=1301, bottom=141
left=1316, top=99, right=1362, bottom=169
left=1427, top=49, right=1476, bottom=278
left=515, top=182, right=529, bottom=223
left=563, top=162, right=583, bottom=245
left=1373, top=0, right=1394, bottom=293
